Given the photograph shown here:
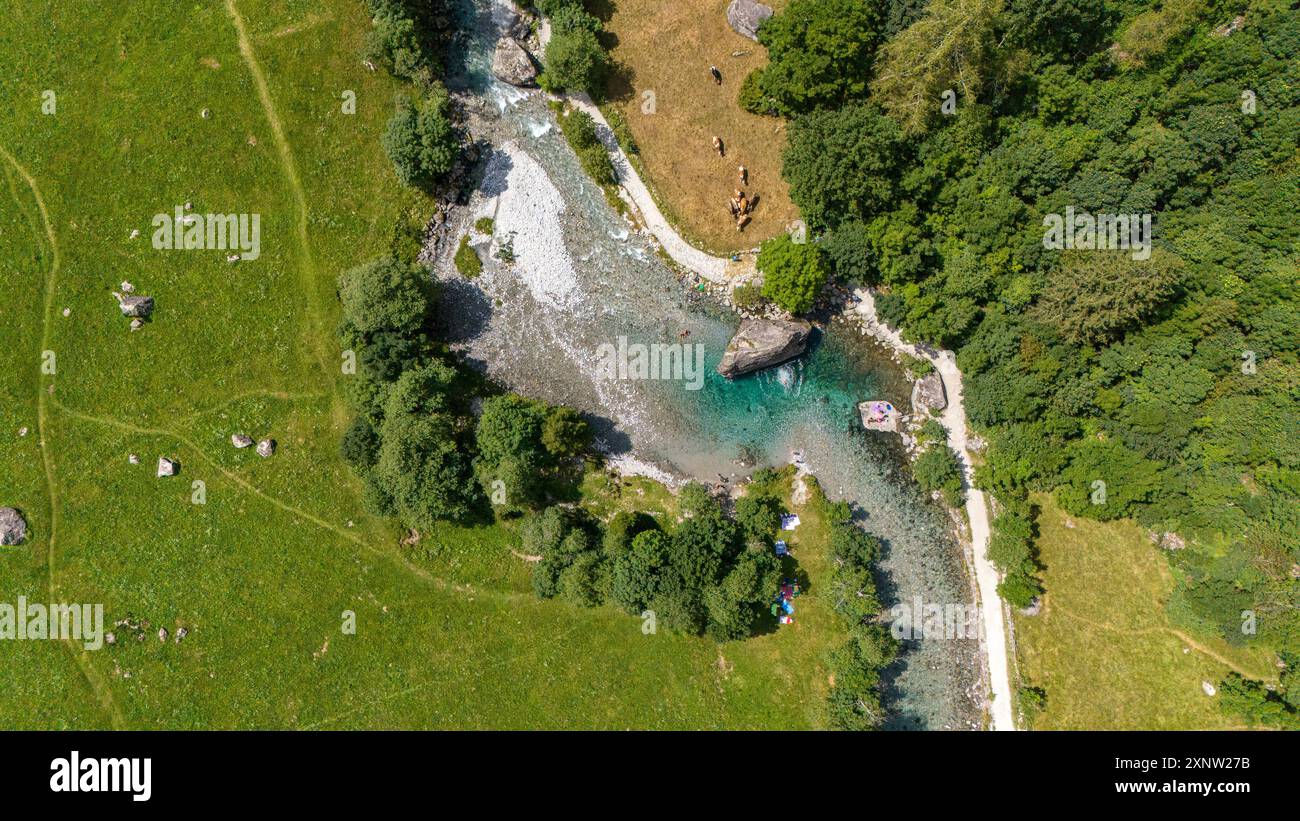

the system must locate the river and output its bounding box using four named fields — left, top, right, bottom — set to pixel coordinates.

left=431, top=0, right=981, bottom=729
